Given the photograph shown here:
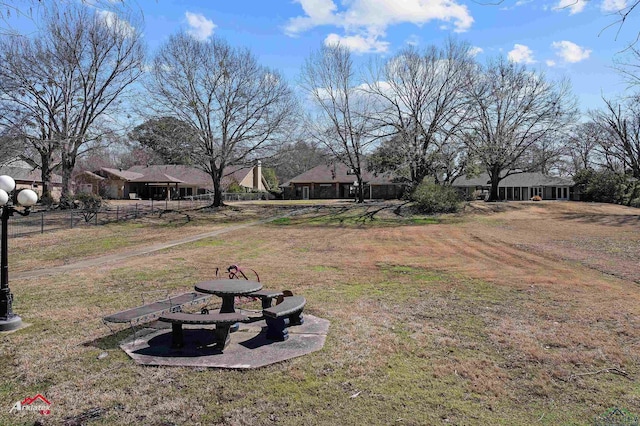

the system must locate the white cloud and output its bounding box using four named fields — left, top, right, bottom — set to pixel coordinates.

left=601, top=0, right=627, bottom=12
left=325, top=33, right=390, bottom=53
left=546, top=59, right=557, bottom=67
left=500, top=0, right=533, bottom=11
left=551, top=40, right=591, bottom=63
left=469, top=46, right=484, bottom=57
left=185, top=11, right=216, bottom=41
left=405, top=34, right=420, bottom=46
left=553, top=0, right=587, bottom=14
left=508, top=44, right=535, bottom=64
left=97, top=10, right=135, bottom=37
left=286, top=0, right=474, bottom=53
